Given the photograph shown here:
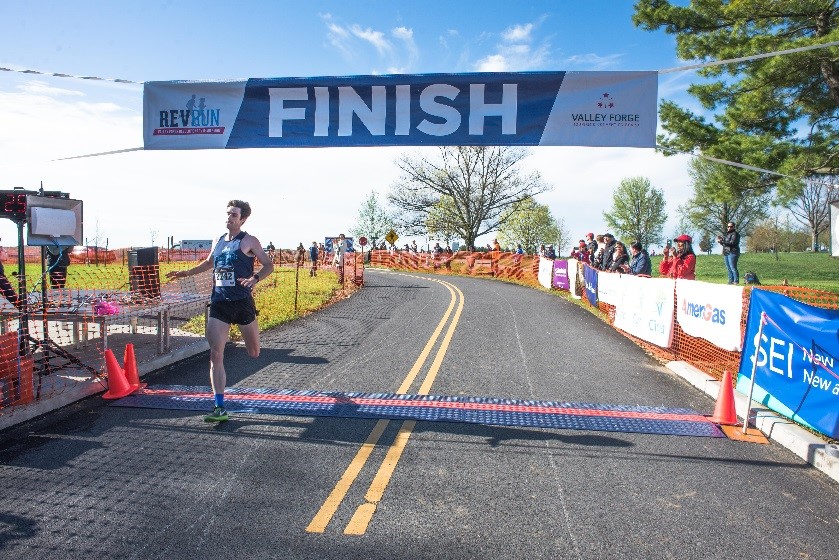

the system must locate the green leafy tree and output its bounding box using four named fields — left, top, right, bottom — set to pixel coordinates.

left=388, top=146, right=550, bottom=250
left=497, top=197, right=566, bottom=254
left=633, top=1, right=839, bottom=181
left=678, top=158, right=773, bottom=239
left=351, top=191, right=395, bottom=248
left=603, top=177, right=666, bottom=249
